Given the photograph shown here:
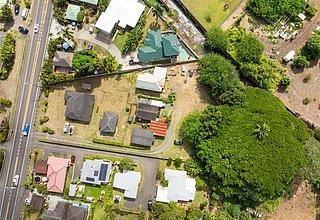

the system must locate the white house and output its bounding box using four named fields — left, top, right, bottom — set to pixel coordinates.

left=136, top=67, right=167, bottom=92
left=156, top=169, right=196, bottom=203
left=113, top=171, right=141, bottom=199
left=95, top=0, right=145, bottom=34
